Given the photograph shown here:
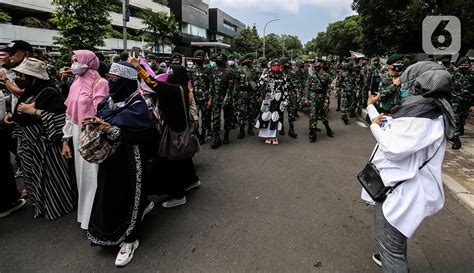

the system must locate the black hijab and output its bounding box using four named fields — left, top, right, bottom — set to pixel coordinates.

left=13, top=78, right=66, bottom=126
